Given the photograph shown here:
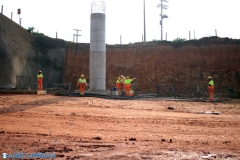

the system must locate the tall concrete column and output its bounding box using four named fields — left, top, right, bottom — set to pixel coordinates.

left=90, top=1, right=106, bottom=91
